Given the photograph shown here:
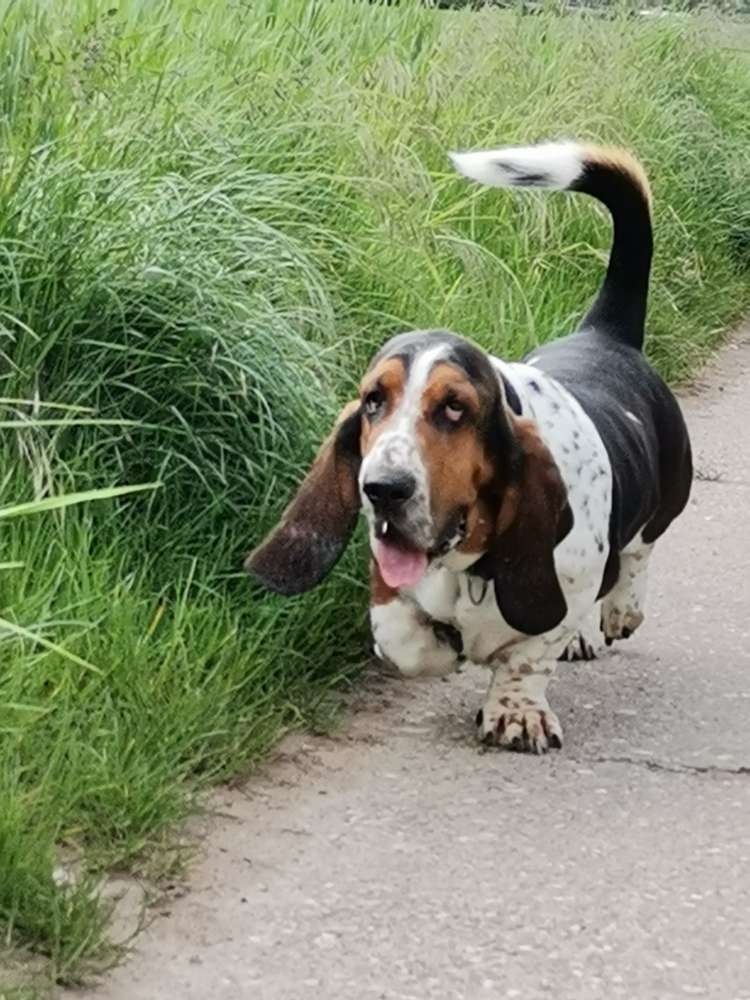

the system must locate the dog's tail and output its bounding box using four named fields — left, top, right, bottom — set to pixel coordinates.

left=449, top=141, right=652, bottom=351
